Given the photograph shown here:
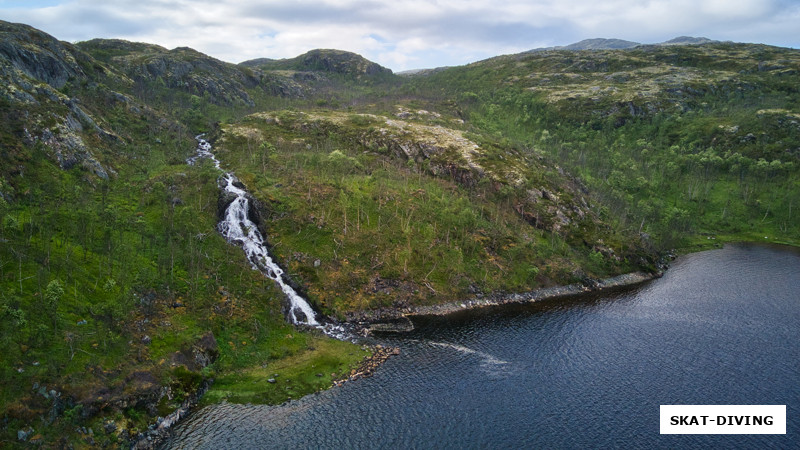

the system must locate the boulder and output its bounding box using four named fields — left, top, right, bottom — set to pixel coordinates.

left=17, top=427, right=34, bottom=442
